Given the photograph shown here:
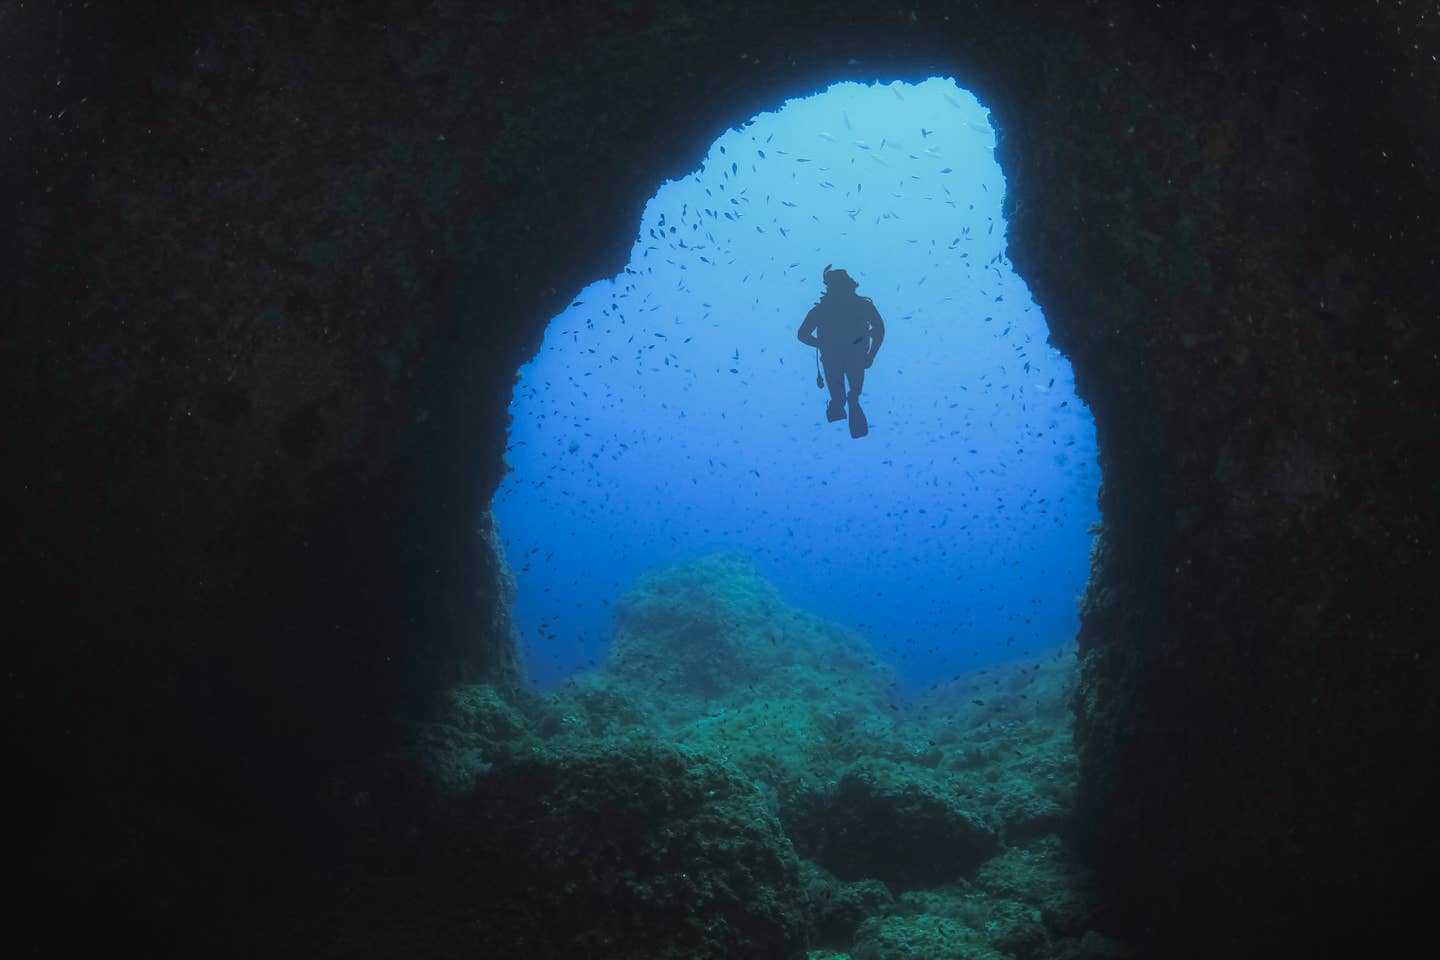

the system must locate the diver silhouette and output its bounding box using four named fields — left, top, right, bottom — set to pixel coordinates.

left=796, top=265, right=886, bottom=438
